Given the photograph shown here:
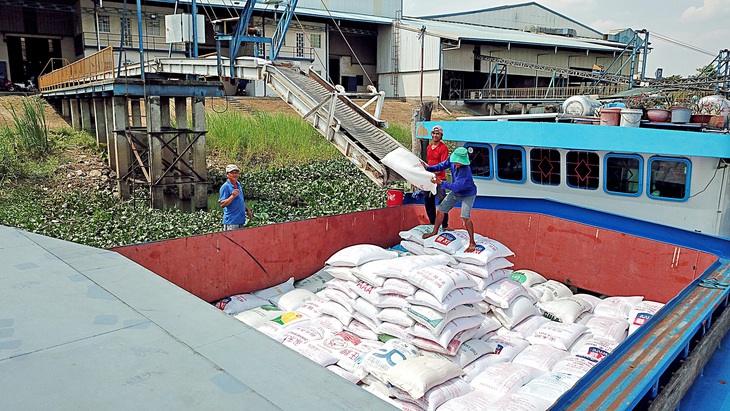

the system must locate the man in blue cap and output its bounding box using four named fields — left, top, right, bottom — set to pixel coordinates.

left=422, top=146, right=478, bottom=252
